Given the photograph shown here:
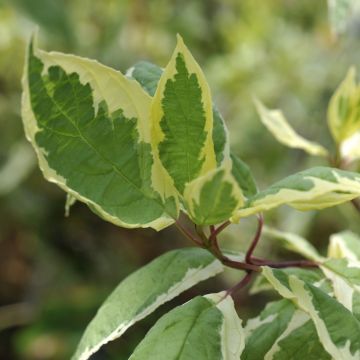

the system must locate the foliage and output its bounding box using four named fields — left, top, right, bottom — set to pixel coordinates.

left=22, top=29, right=360, bottom=359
